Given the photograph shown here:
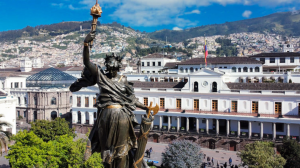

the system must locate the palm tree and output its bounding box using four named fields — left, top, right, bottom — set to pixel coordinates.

left=0, top=114, right=11, bottom=155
